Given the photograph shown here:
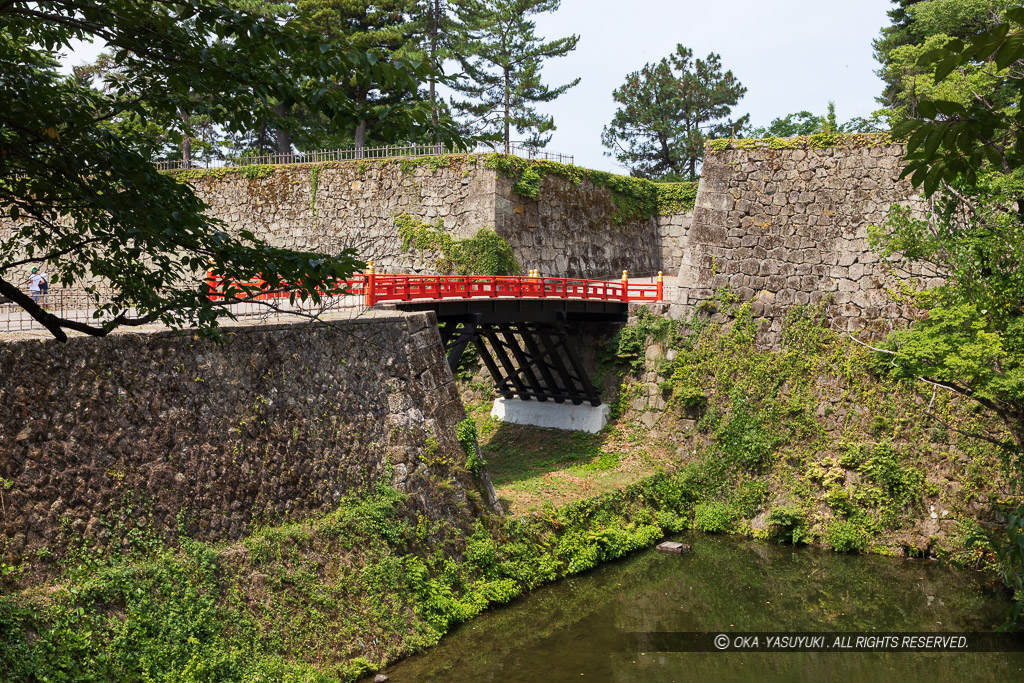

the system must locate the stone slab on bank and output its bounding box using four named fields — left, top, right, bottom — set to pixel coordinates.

left=656, top=541, right=692, bottom=555
left=490, top=397, right=611, bottom=433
